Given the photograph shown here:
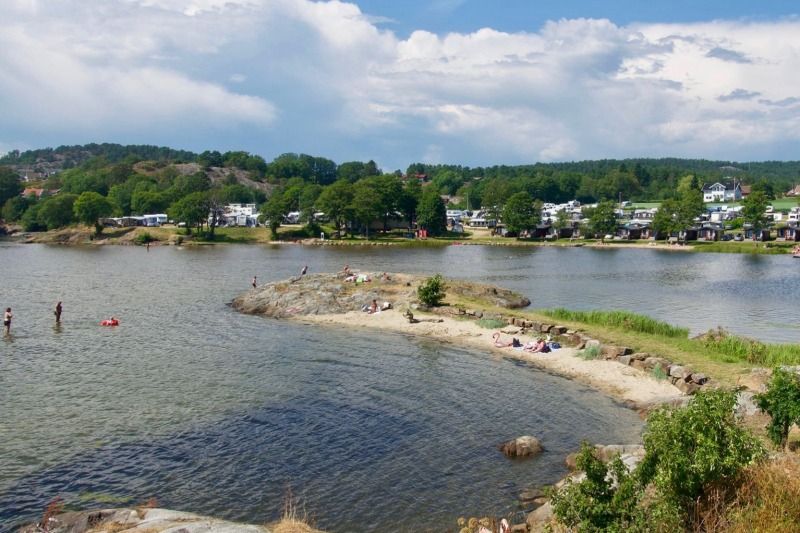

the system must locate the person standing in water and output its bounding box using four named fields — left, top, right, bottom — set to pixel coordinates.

left=301, top=265, right=308, bottom=276
left=252, top=276, right=257, bottom=288
left=3, top=307, right=12, bottom=334
left=54, top=301, right=62, bottom=323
